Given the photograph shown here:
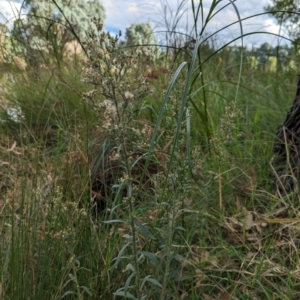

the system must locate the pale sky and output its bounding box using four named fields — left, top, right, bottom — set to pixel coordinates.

left=0, top=0, right=288, bottom=47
